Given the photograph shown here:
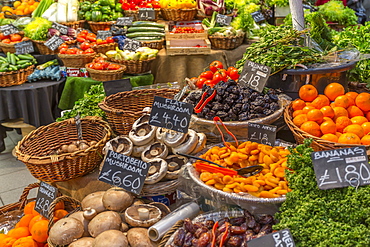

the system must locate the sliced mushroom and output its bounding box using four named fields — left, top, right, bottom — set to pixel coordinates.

left=163, top=130, right=187, bottom=147
left=172, top=129, right=199, bottom=155
left=144, top=158, right=168, bottom=184
left=104, top=136, right=133, bottom=156
left=156, top=127, right=166, bottom=143
left=141, top=142, right=168, bottom=162
left=124, top=204, right=162, bottom=228
left=132, top=113, right=151, bottom=129
left=131, top=139, right=155, bottom=158
left=191, top=133, right=207, bottom=154
left=129, top=123, right=157, bottom=146
left=164, top=155, right=188, bottom=180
